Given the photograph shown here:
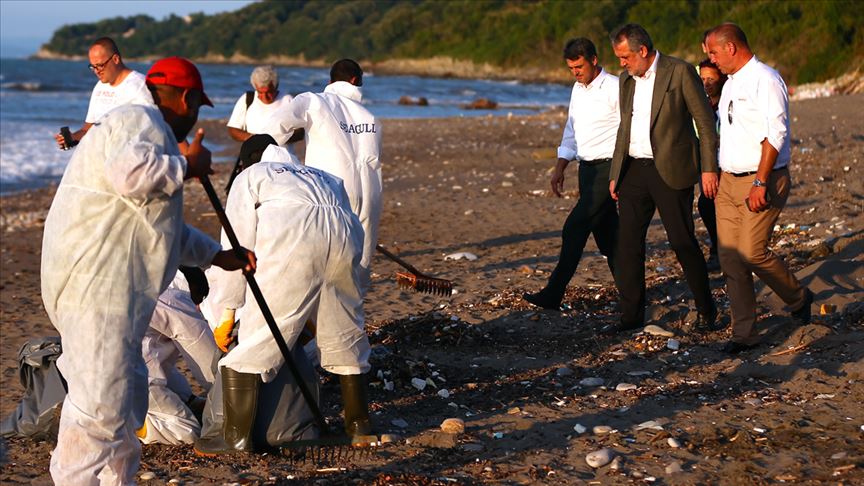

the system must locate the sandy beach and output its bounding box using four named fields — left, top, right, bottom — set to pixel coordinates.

left=1, top=94, right=862, bottom=484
